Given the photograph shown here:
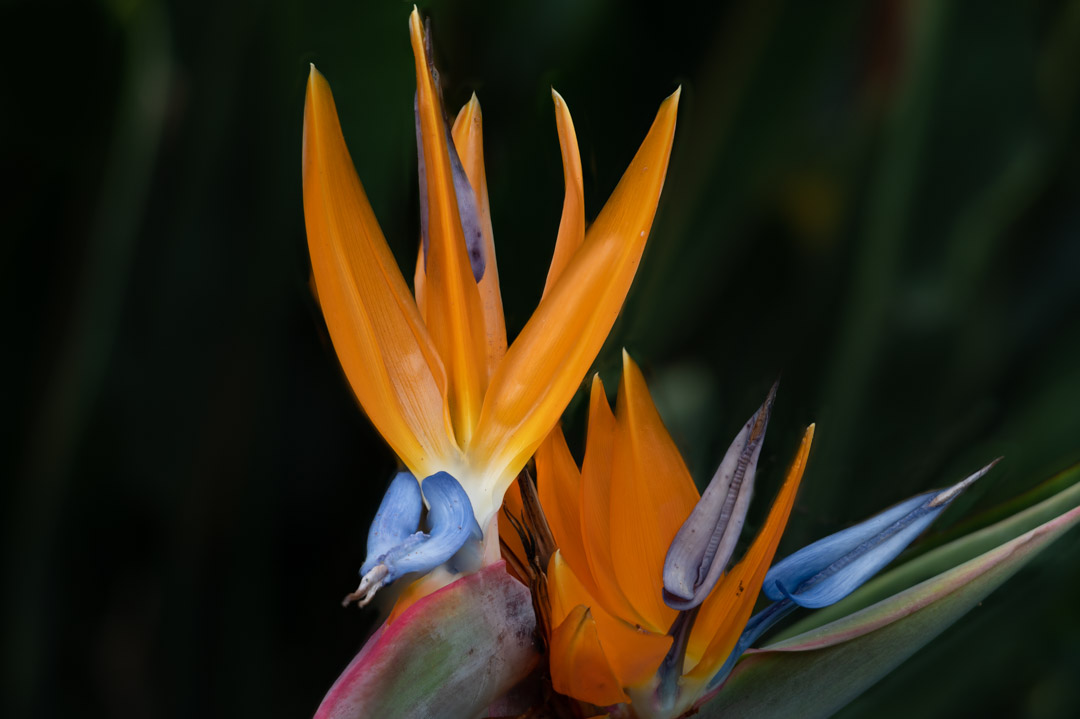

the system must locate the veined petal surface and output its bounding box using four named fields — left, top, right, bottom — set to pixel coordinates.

left=302, top=66, right=454, bottom=478
left=664, top=384, right=777, bottom=610
left=468, top=89, right=681, bottom=512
